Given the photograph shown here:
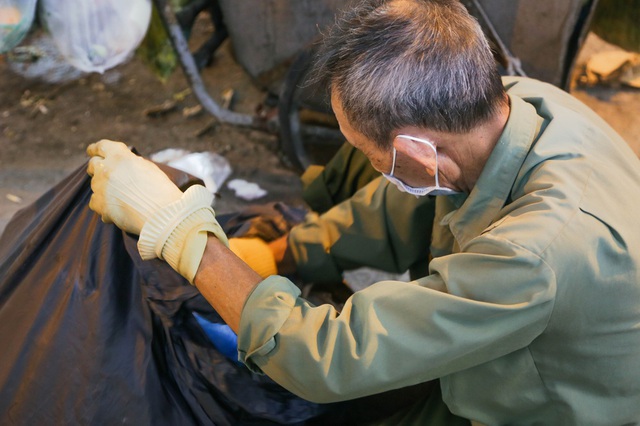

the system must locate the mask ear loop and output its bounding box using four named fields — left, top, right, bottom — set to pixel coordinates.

left=396, top=134, right=441, bottom=188
left=389, top=148, right=398, bottom=176
left=430, top=143, right=441, bottom=189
